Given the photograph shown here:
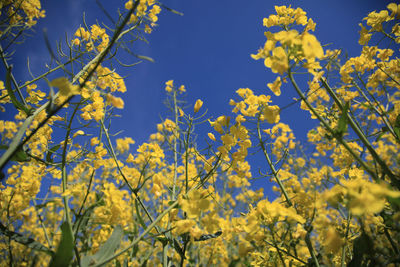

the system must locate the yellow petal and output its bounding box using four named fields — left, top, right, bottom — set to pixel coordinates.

left=194, top=99, right=203, bottom=113
left=50, top=77, right=80, bottom=96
